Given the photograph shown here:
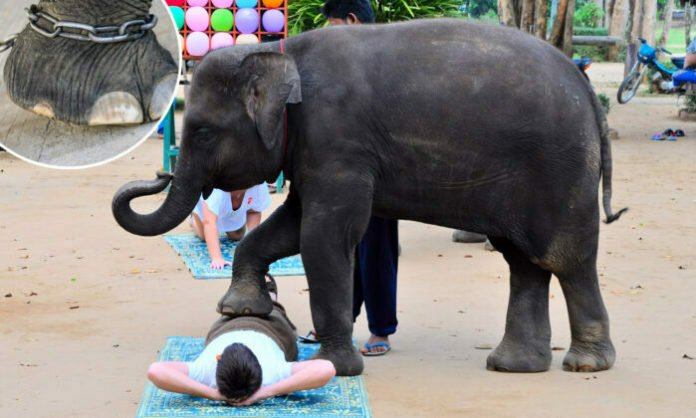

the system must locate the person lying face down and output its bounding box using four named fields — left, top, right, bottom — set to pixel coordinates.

left=146, top=279, right=336, bottom=405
